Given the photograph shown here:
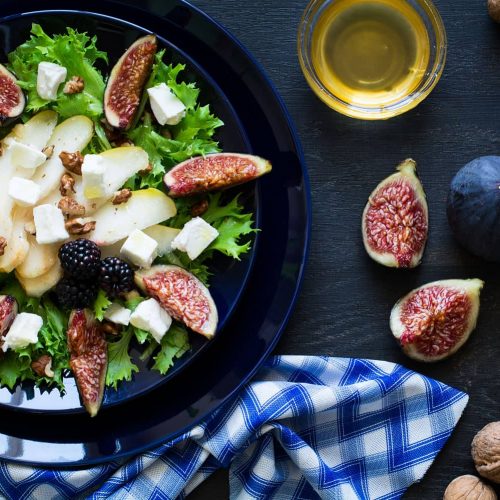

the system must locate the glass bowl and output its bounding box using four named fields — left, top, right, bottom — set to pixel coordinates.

left=297, top=0, right=447, bottom=120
